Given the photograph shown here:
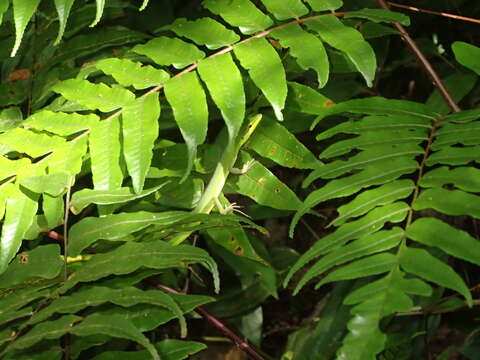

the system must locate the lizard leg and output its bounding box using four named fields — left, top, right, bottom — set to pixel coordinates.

left=230, top=158, right=255, bottom=175
left=213, top=197, right=251, bottom=218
